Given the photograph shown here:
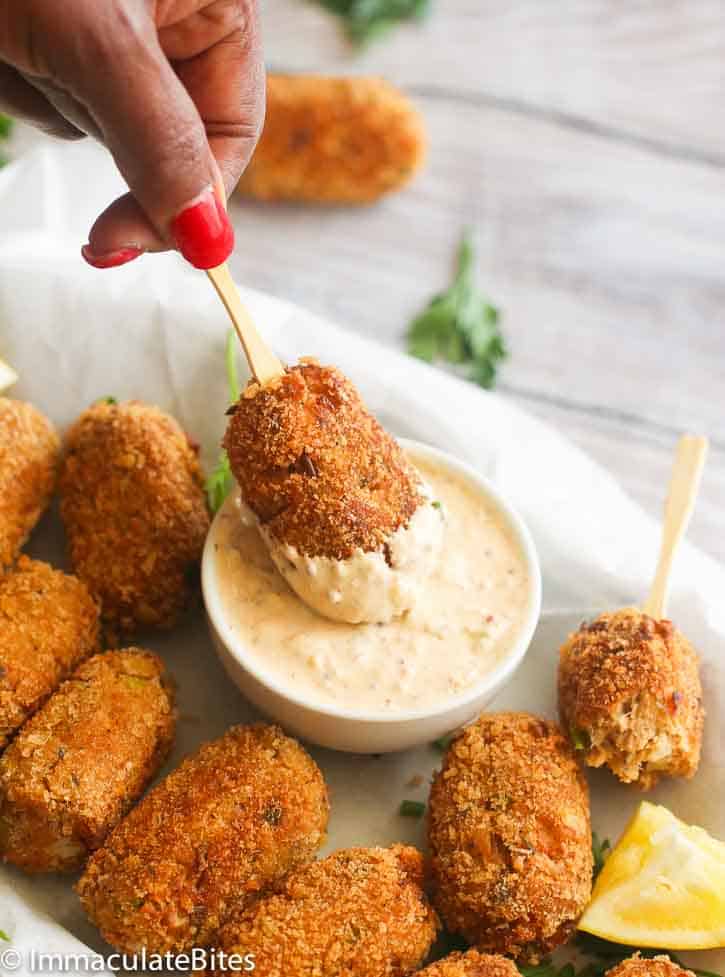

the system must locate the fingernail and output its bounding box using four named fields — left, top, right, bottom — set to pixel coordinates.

left=81, top=244, right=143, bottom=269
left=170, top=187, right=235, bottom=270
